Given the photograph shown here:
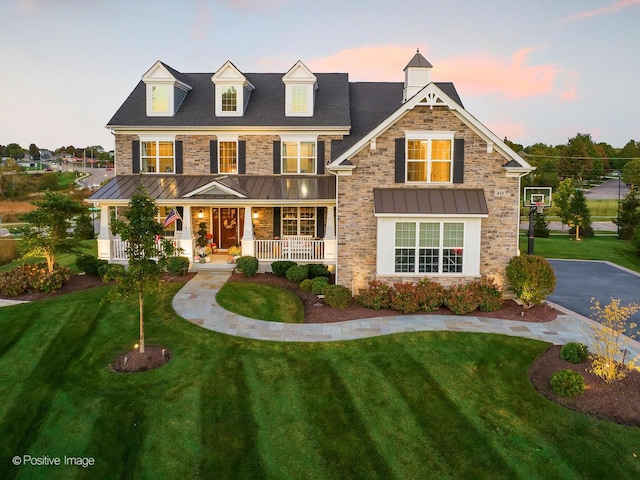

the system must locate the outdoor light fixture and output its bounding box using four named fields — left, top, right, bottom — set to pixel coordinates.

left=253, top=212, right=259, bottom=219
left=198, top=210, right=203, bottom=219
